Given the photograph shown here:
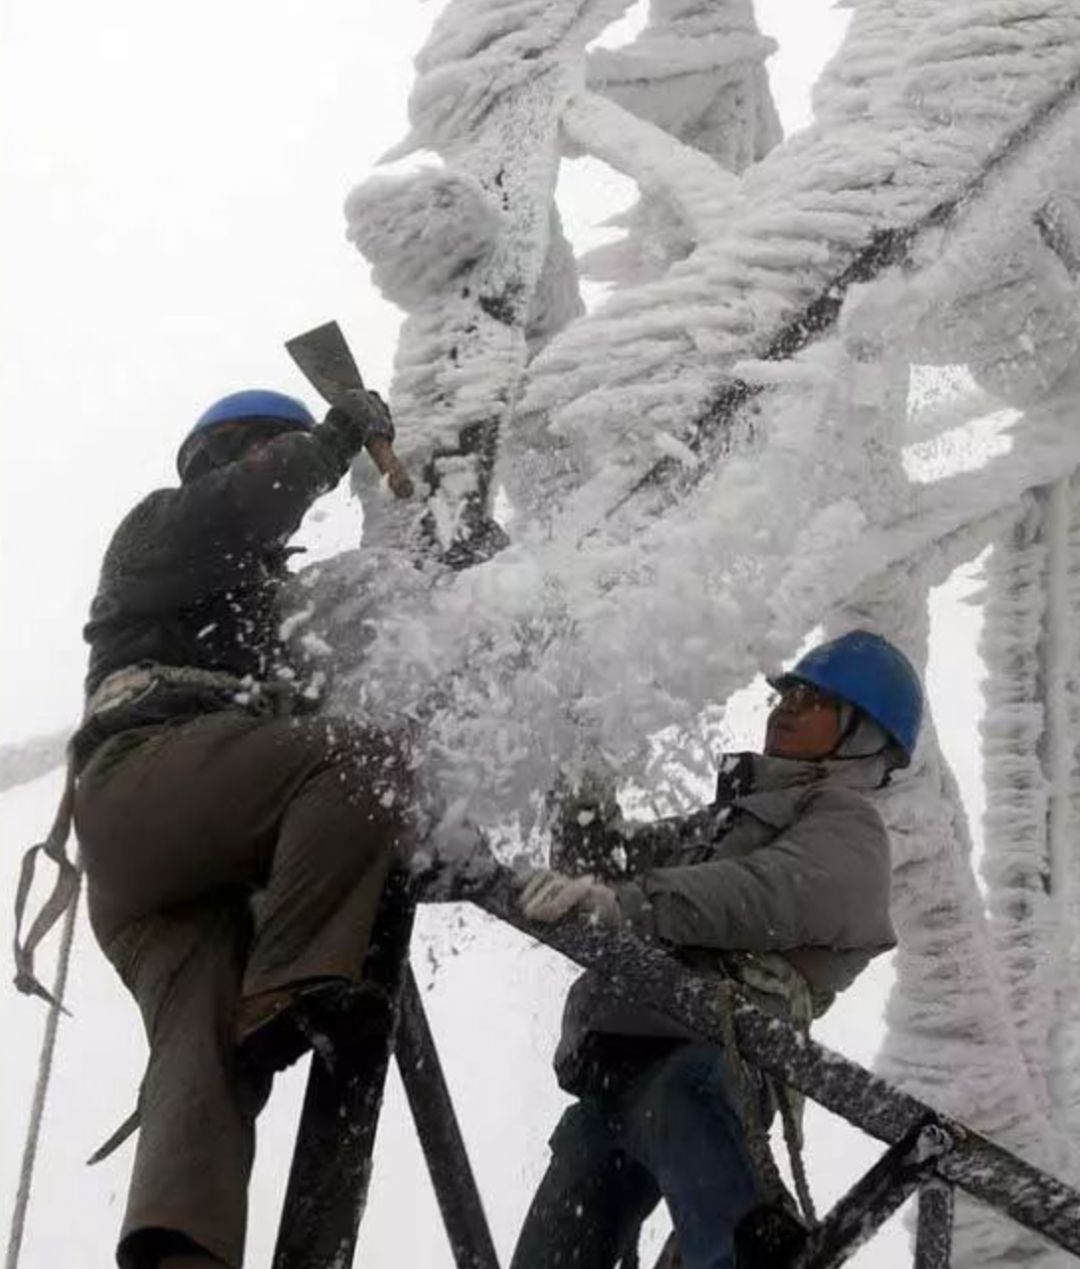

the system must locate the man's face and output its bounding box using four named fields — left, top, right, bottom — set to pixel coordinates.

left=764, top=681, right=844, bottom=761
